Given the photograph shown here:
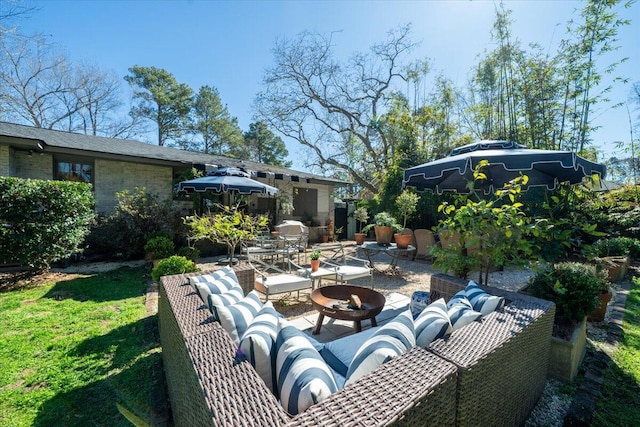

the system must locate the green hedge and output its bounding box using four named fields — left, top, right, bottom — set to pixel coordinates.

left=0, top=177, right=95, bottom=271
